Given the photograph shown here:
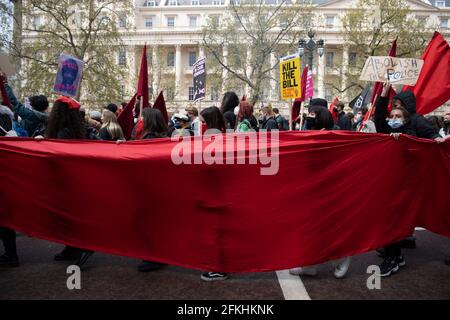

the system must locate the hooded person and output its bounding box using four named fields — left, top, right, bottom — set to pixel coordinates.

left=391, top=90, right=440, bottom=141
left=3, top=75, right=49, bottom=137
